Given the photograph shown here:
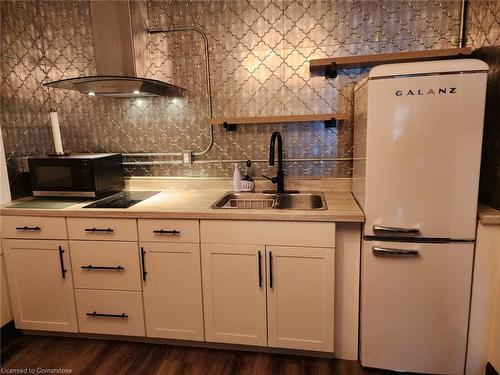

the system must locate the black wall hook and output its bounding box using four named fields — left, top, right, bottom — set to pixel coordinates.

left=223, top=122, right=237, bottom=131
left=324, top=118, right=338, bottom=128
left=325, top=62, right=337, bottom=78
